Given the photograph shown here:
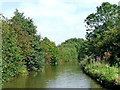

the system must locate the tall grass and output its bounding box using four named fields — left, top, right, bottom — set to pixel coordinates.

left=80, top=57, right=120, bottom=88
